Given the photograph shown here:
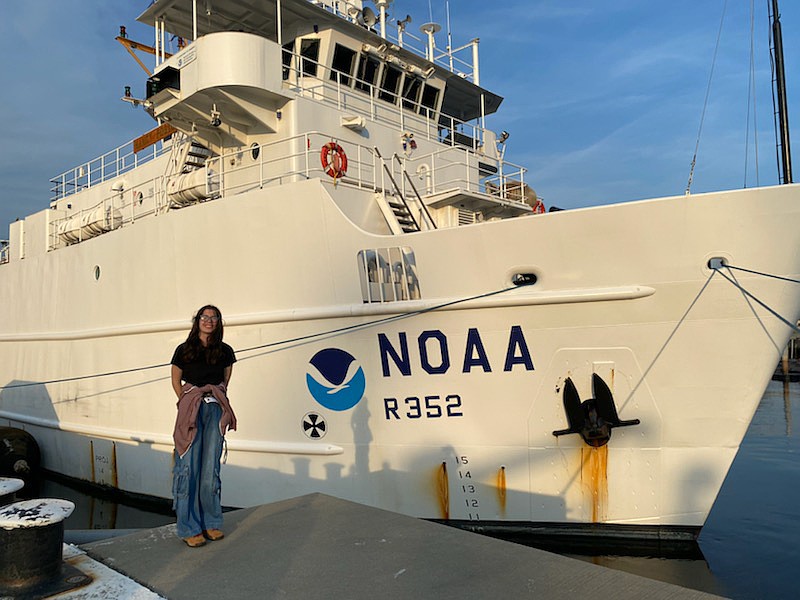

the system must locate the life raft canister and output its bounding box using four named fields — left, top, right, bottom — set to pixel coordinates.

left=320, top=142, right=347, bottom=179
